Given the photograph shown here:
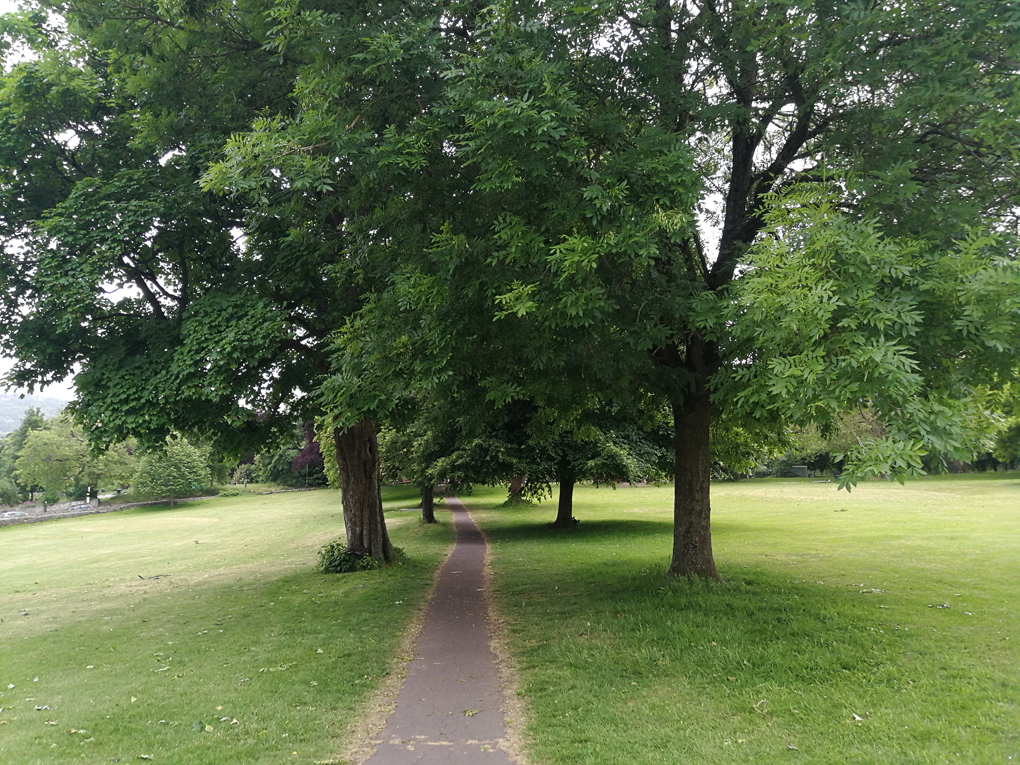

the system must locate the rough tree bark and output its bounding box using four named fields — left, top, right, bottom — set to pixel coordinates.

left=507, top=475, right=525, bottom=504
left=668, top=391, right=719, bottom=579
left=420, top=483, right=436, bottom=524
left=332, top=421, right=395, bottom=563
left=553, top=459, right=578, bottom=528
